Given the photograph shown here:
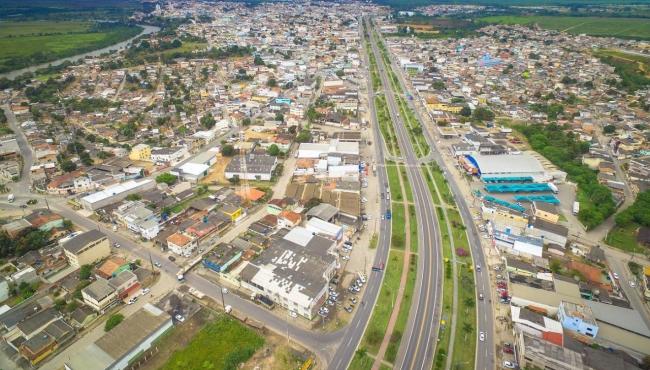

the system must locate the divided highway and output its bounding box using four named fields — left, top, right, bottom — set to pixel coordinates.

left=365, top=18, right=444, bottom=370
left=376, top=26, right=496, bottom=370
